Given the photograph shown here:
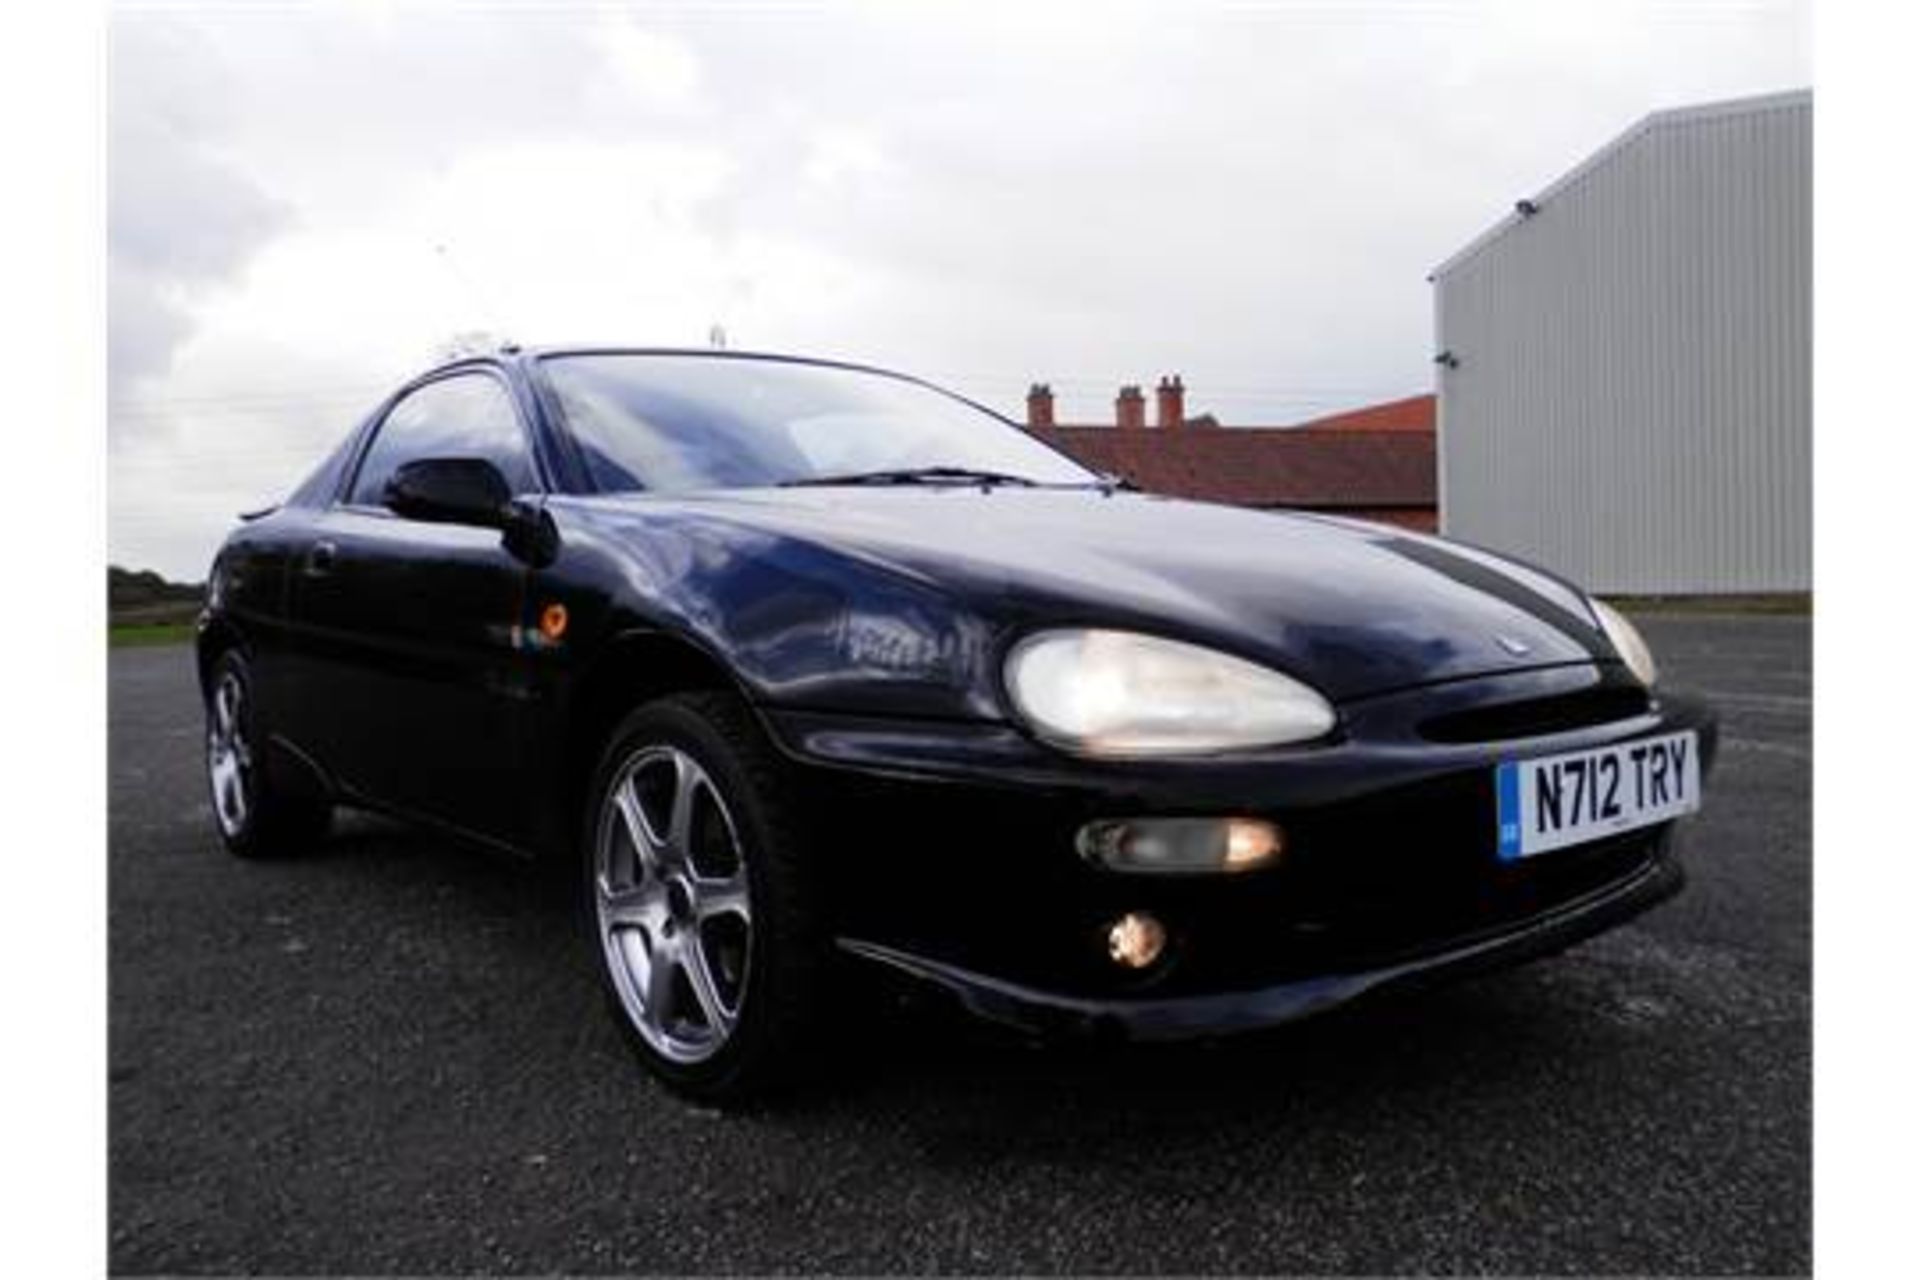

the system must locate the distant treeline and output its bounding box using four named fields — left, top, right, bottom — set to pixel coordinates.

left=109, top=565, right=204, bottom=626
